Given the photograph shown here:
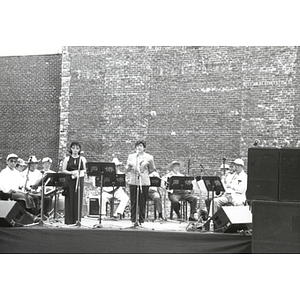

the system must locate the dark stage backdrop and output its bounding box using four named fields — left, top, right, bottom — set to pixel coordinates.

left=0, top=228, right=252, bottom=254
